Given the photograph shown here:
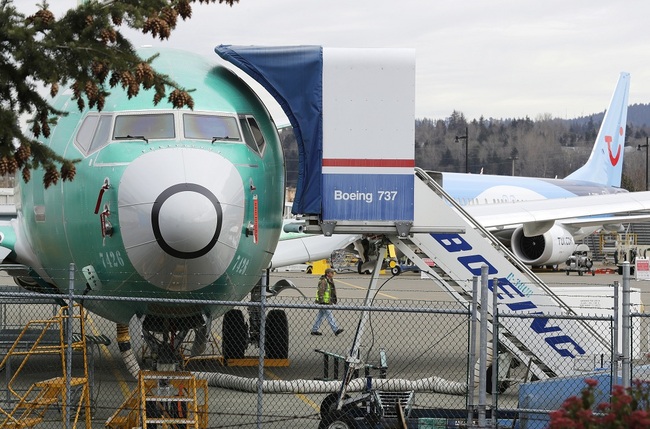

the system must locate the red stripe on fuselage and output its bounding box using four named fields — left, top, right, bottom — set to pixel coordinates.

left=322, top=159, right=415, bottom=167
